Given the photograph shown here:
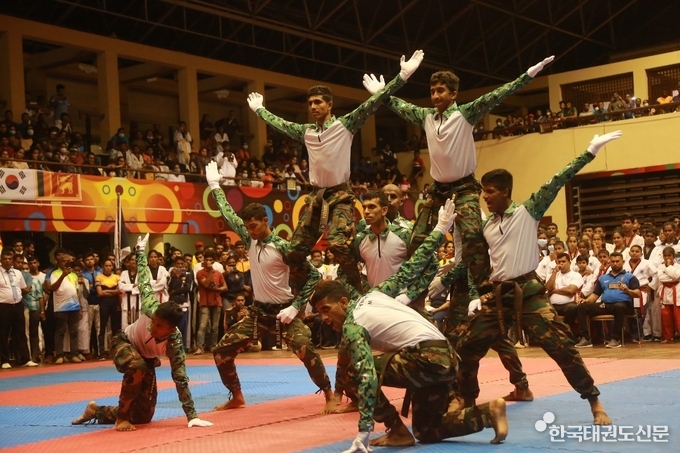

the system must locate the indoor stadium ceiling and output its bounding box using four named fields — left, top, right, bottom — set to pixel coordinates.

left=6, top=0, right=680, bottom=97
